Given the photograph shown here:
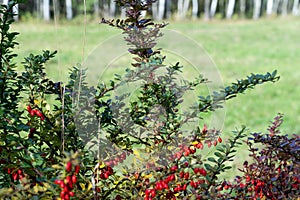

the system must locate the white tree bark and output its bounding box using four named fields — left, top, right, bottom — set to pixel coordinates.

left=2, top=0, right=8, bottom=5
left=192, top=0, right=198, bottom=19
left=273, top=0, right=280, bottom=14
left=13, top=3, right=18, bottom=20
left=177, top=0, right=184, bottom=19
left=292, top=0, right=300, bottom=16
left=240, top=0, right=246, bottom=17
left=66, top=0, right=72, bottom=20
left=204, top=0, right=211, bottom=20
left=266, top=0, right=274, bottom=16
left=152, top=1, right=158, bottom=19
left=226, top=0, right=235, bottom=19
left=183, top=0, right=190, bottom=17
left=94, top=0, right=99, bottom=16
left=281, top=0, right=288, bottom=16
left=253, top=0, right=261, bottom=19
left=158, top=0, right=166, bottom=20
left=109, top=0, right=116, bottom=16
left=210, top=0, right=218, bottom=17
left=43, top=0, right=50, bottom=21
